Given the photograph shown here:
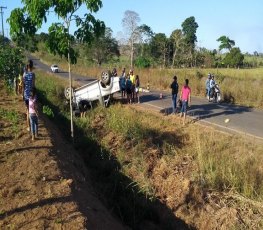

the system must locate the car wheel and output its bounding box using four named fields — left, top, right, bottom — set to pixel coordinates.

left=64, top=87, right=73, bottom=100
left=101, top=70, right=111, bottom=85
